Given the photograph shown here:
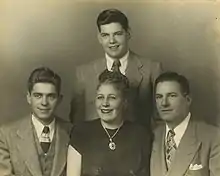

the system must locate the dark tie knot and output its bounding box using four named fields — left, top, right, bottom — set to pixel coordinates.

left=42, top=126, right=50, bottom=134
left=111, top=60, right=121, bottom=72
left=113, top=60, right=121, bottom=67
left=41, top=126, right=51, bottom=153
left=167, top=129, right=175, bottom=138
